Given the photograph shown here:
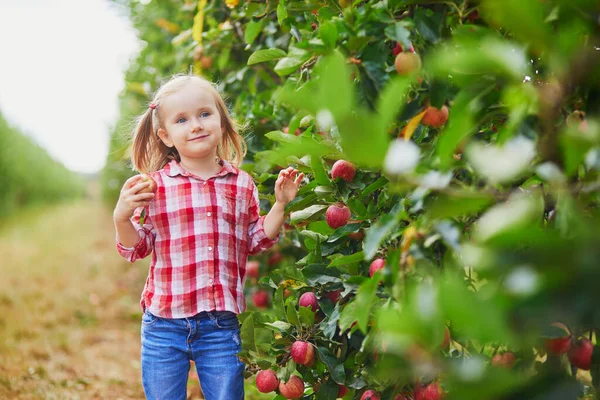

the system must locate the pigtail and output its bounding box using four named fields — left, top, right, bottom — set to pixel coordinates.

left=131, top=107, right=177, bottom=173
